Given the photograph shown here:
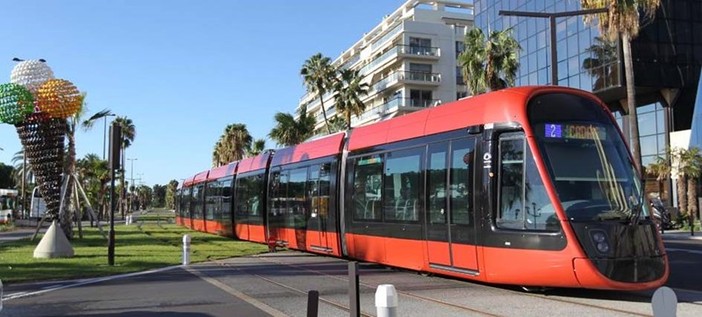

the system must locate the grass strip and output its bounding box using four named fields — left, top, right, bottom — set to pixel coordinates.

left=0, top=223, right=268, bottom=284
